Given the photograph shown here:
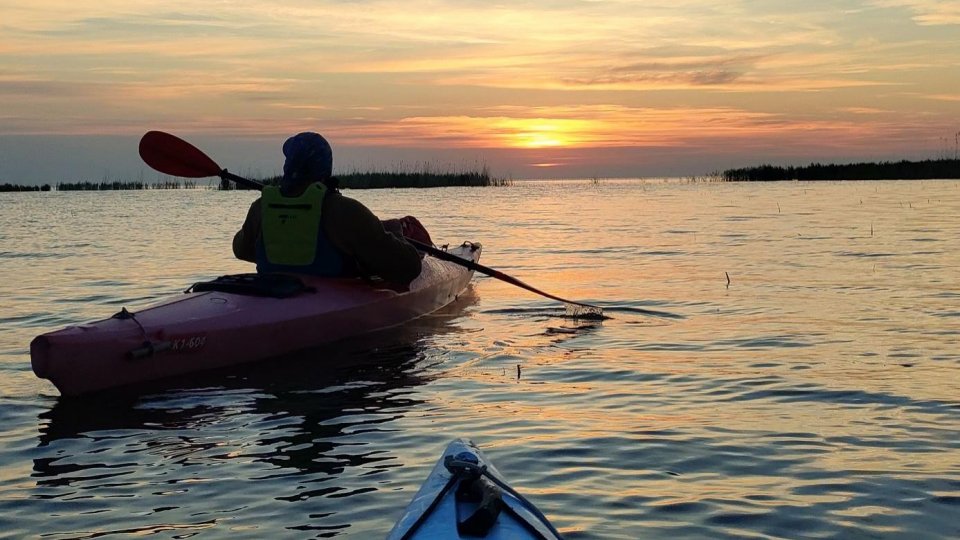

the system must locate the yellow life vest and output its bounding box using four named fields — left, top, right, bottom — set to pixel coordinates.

left=260, top=183, right=326, bottom=266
